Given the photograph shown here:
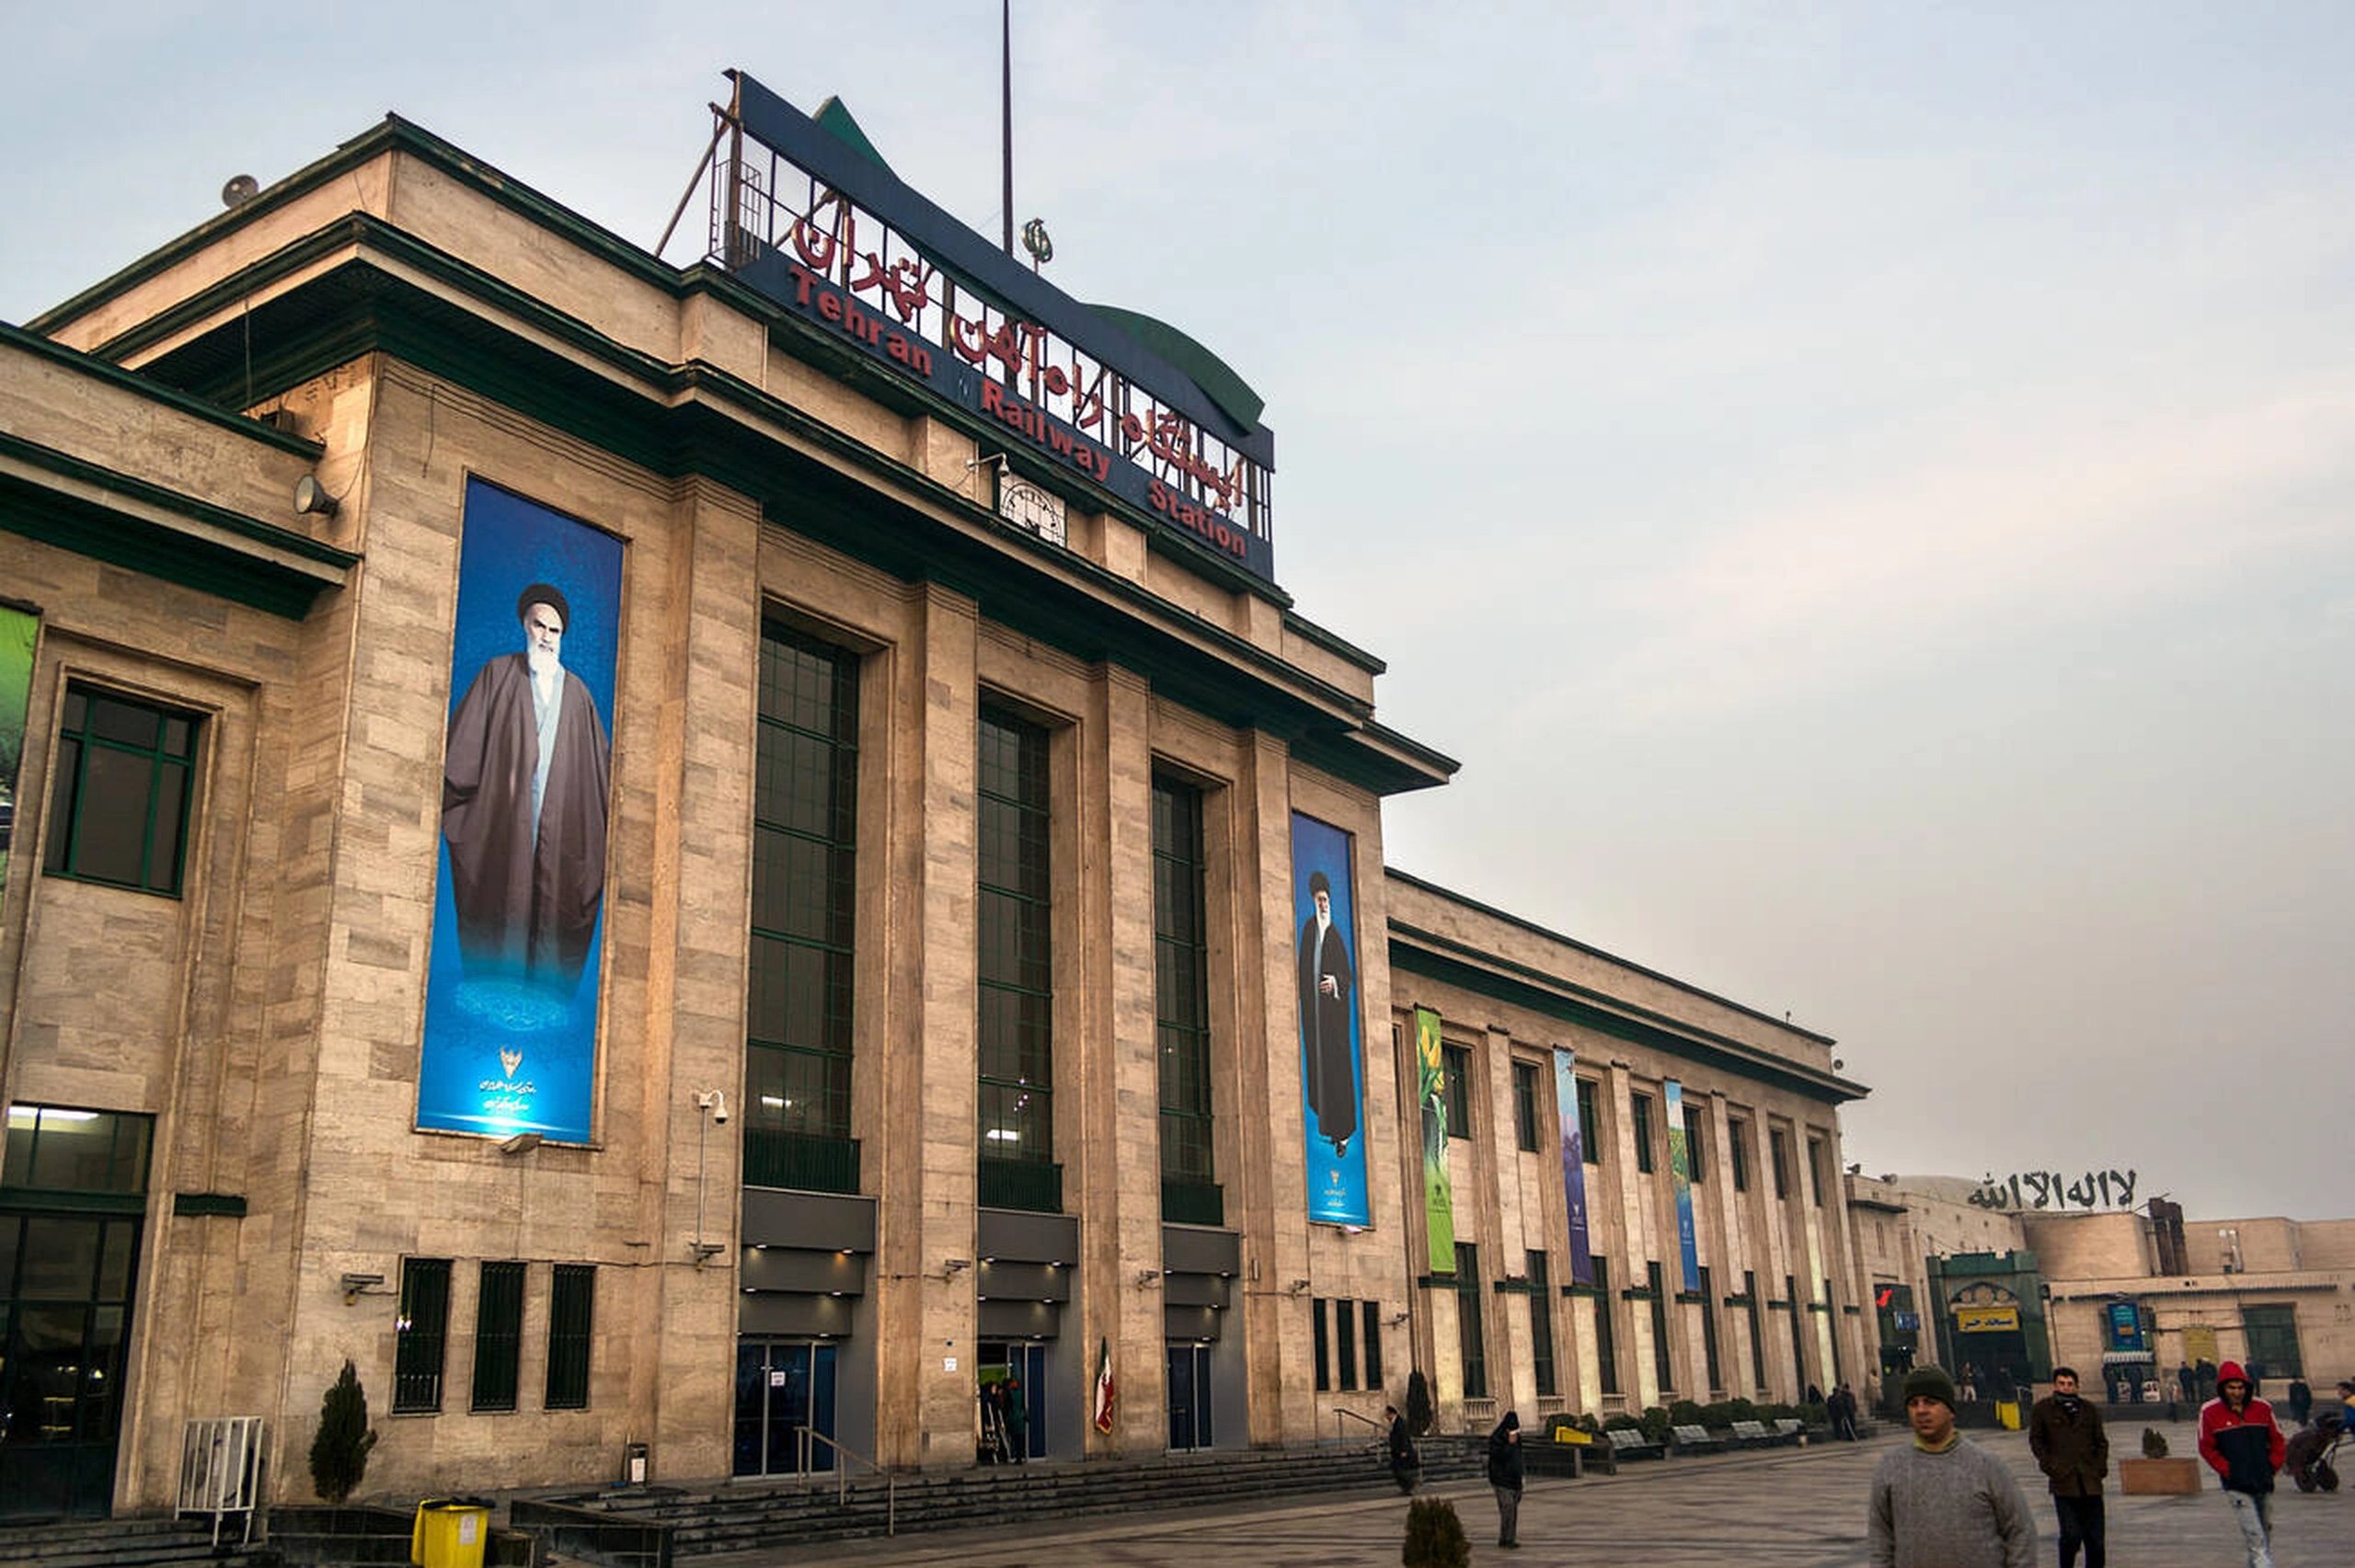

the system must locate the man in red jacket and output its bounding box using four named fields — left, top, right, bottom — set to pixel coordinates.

left=2197, top=1360, right=2287, bottom=1568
